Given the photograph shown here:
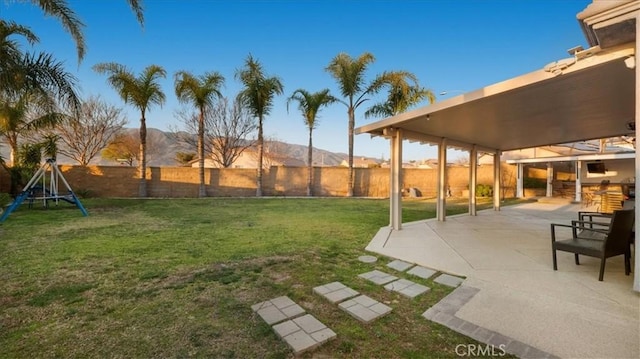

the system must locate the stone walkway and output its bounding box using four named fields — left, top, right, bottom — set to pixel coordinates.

left=254, top=256, right=550, bottom=356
